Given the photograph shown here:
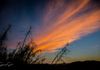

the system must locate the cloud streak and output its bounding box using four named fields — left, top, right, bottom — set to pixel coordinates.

left=32, top=0, right=100, bottom=52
